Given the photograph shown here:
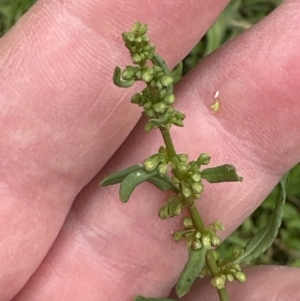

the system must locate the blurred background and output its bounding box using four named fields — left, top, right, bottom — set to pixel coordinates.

left=1, top=0, right=299, bottom=267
